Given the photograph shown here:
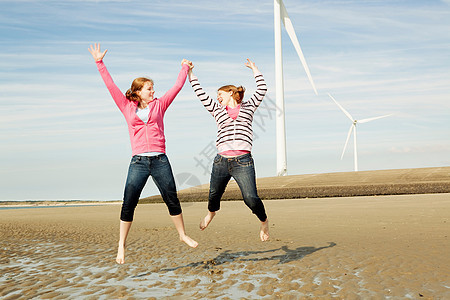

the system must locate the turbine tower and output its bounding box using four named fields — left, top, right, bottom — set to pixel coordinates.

left=274, top=0, right=318, bottom=176
left=328, top=93, right=392, bottom=172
